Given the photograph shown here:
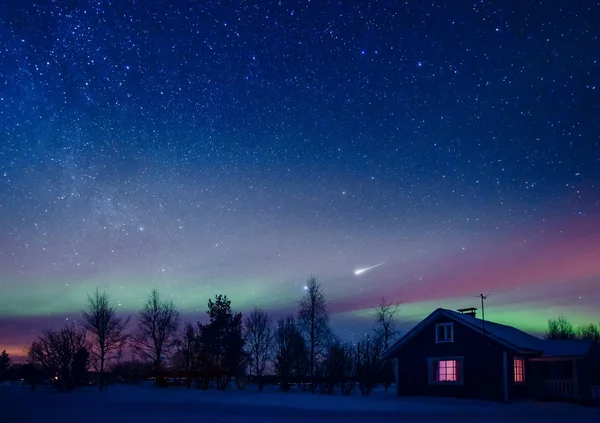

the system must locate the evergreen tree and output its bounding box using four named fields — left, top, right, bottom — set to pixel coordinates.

left=0, top=350, right=11, bottom=383
left=198, top=294, right=245, bottom=390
